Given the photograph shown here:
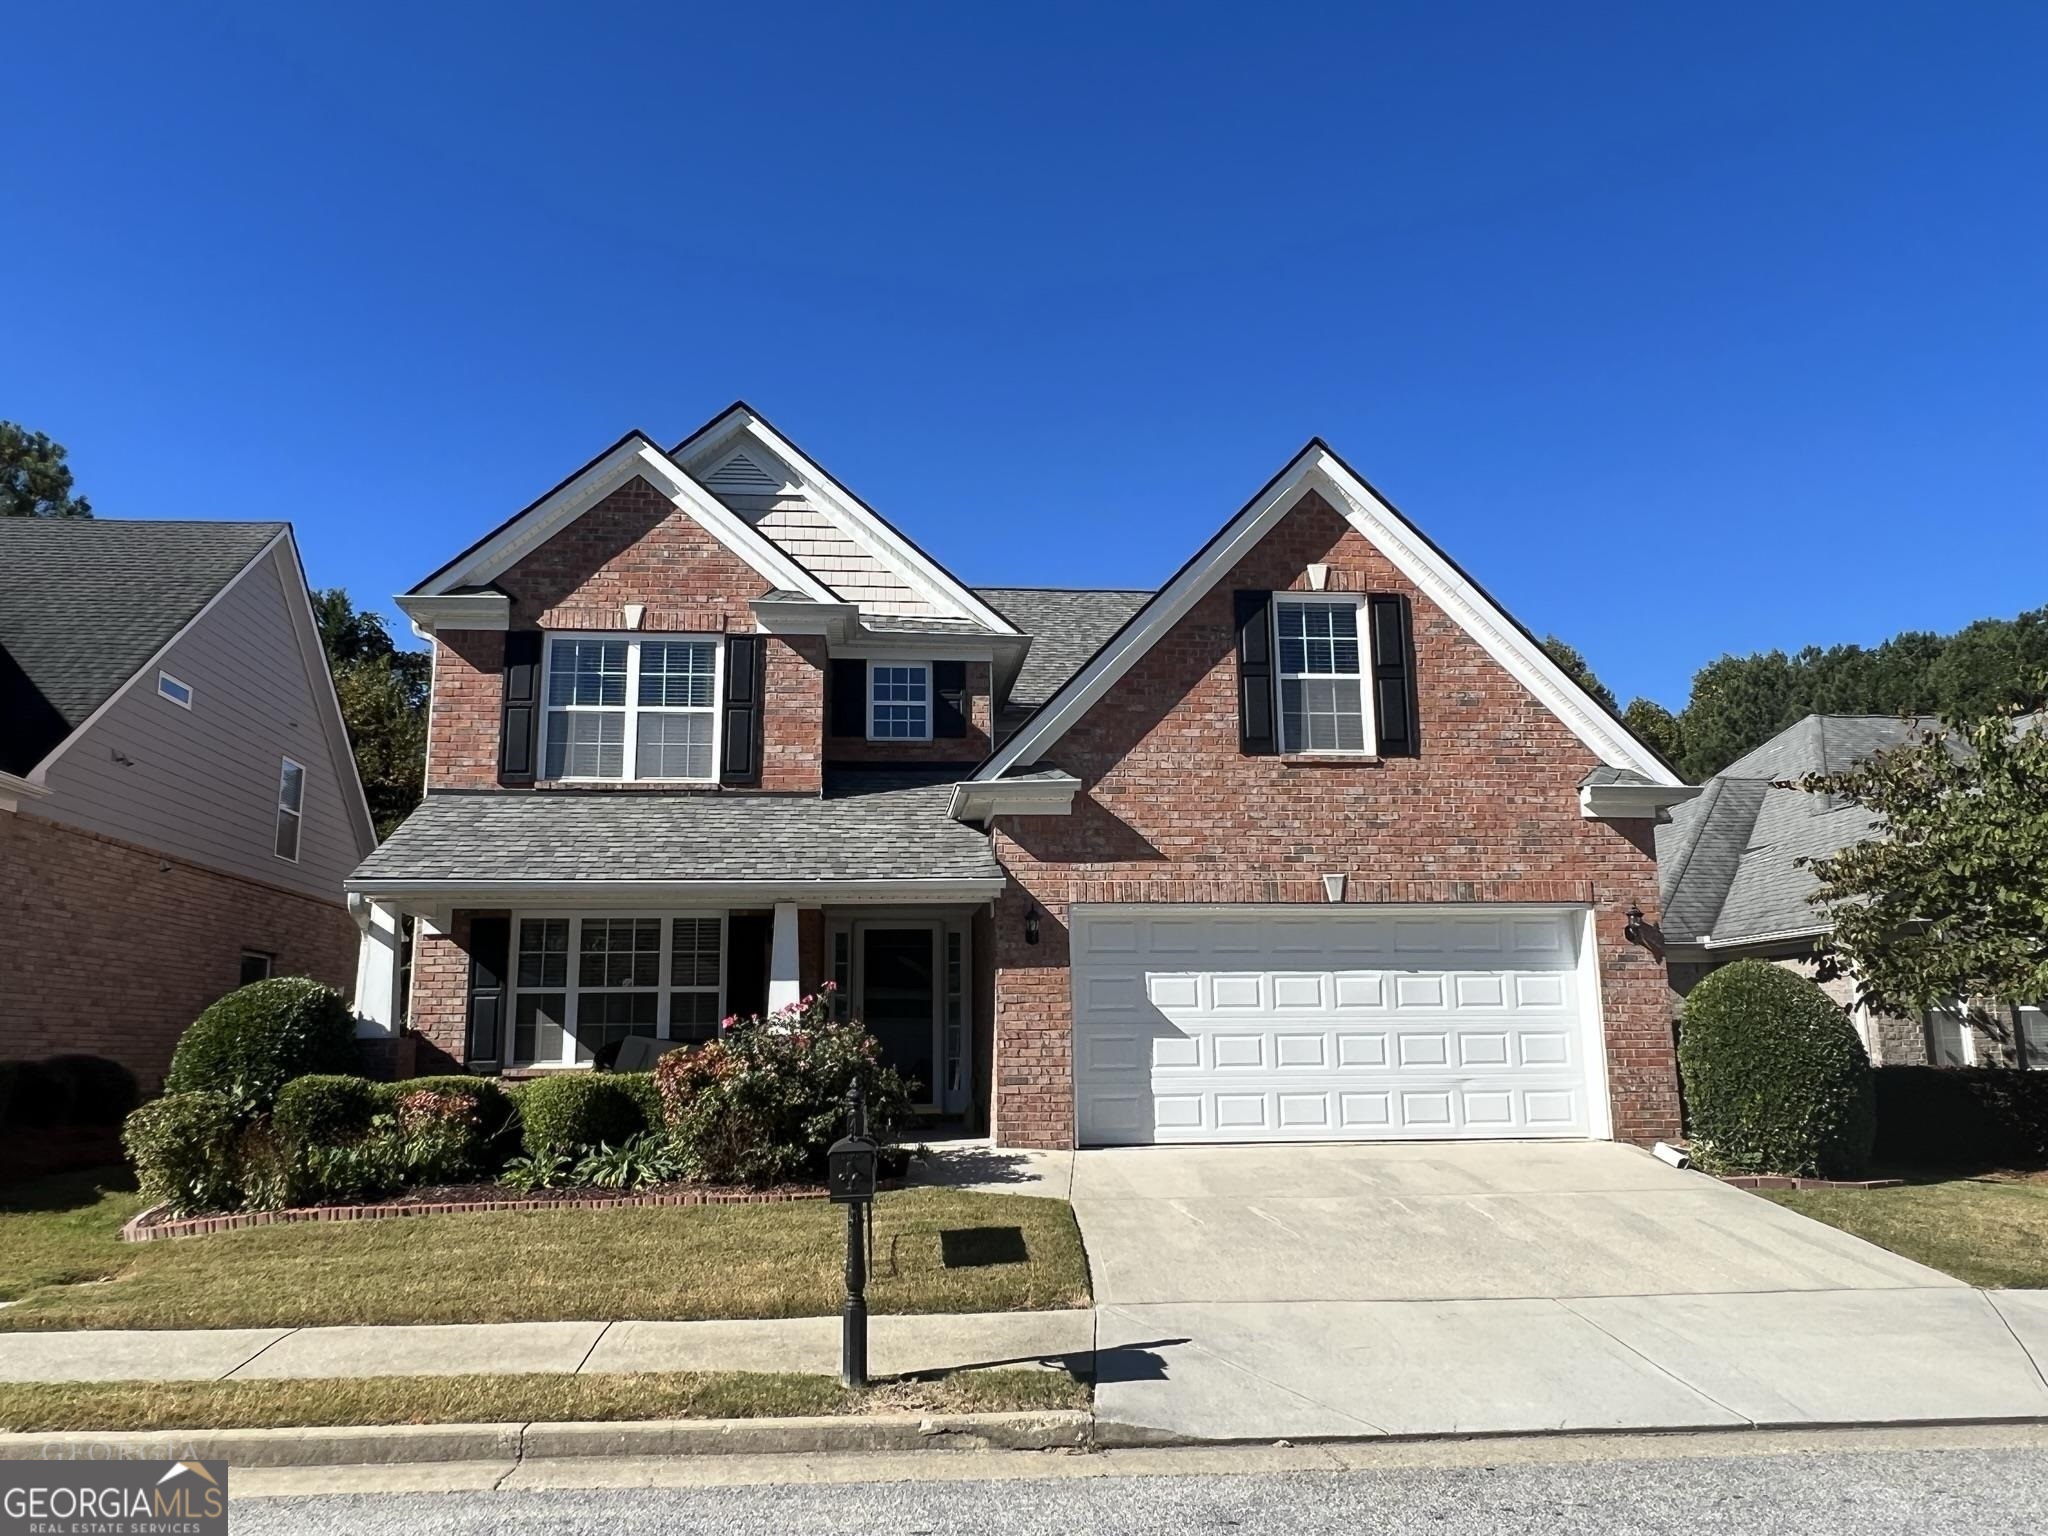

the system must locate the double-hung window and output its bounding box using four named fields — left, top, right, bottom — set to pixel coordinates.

left=510, top=913, right=726, bottom=1066
left=273, top=758, right=305, bottom=861
left=543, top=636, right=718, bottom=781
left=870, top=663, right=931, bottom=740
left=1275, top=597, right=1371, bottom=754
